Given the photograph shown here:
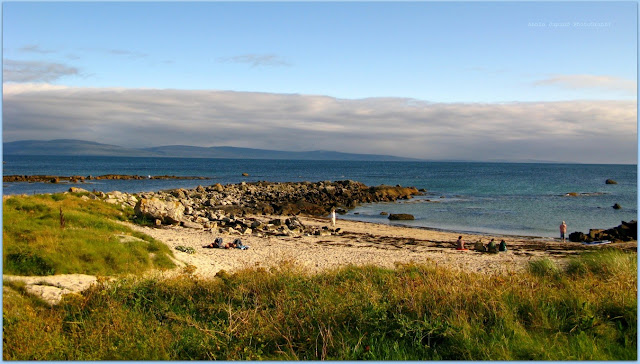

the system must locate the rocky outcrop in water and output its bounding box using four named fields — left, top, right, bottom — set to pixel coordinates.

left=568, top=220, right=637, bottom=243
left=388, top=213, right=415, bottom=220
